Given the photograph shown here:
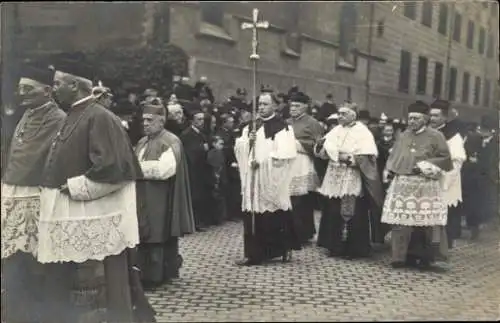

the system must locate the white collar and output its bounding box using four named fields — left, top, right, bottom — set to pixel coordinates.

left=71, top=95, right=94, bottom=108
left=261, top=113, right=276, bottom=122
left=414, top=126, right=426, bottom=135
